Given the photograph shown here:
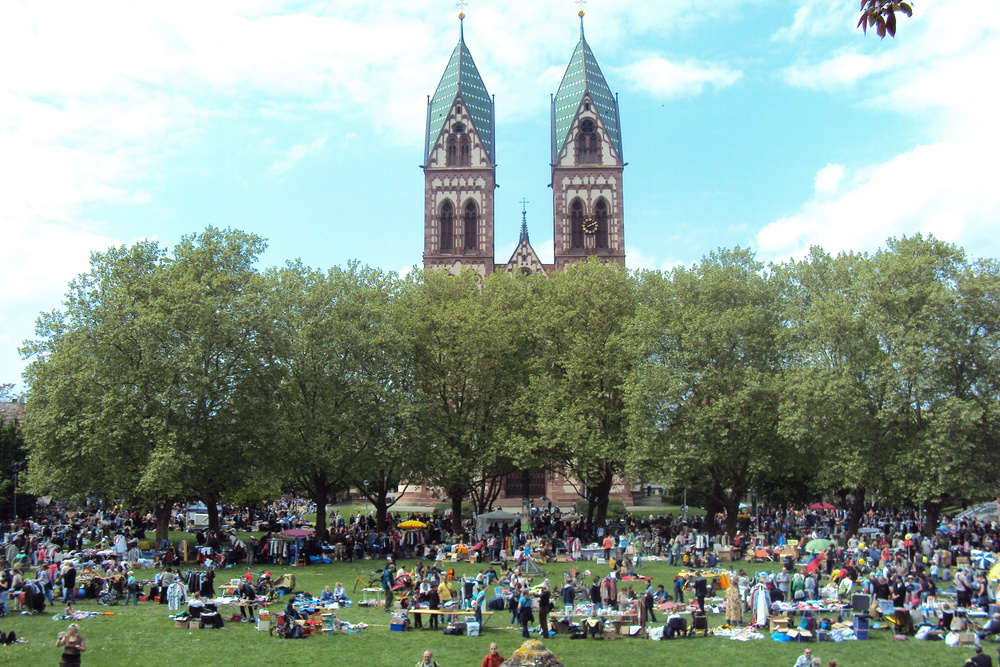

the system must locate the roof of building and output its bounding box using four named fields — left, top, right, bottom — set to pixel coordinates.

left=551, top=12, right=622, bottom=162
left=426, top=15, right=494, bottom=163
left=0, top=401, right=25, bottom=423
